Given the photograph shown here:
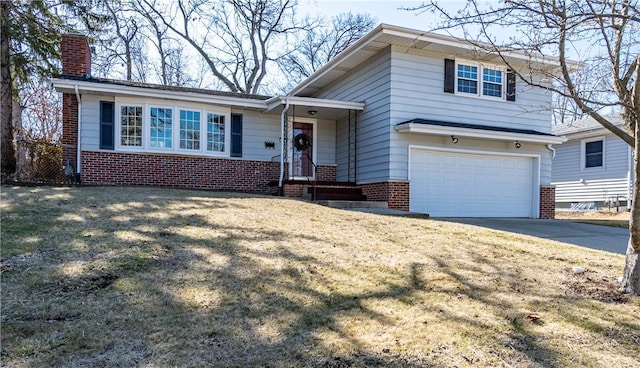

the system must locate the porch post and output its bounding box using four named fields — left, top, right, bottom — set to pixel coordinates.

left=348, top=109, right=357, bottom=183
left=277, top=100, right=289, bottom=196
